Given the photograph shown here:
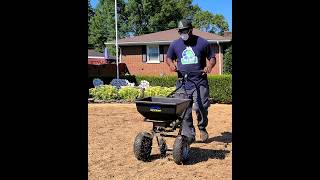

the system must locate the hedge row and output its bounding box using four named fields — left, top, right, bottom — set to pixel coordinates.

left=136, top=75, right=232, bottom=103
left=89, top=85, right=175, bottom=101
left=207, top=75, right=232, bottom=104
left=89, top=74, right=232, bottom=104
